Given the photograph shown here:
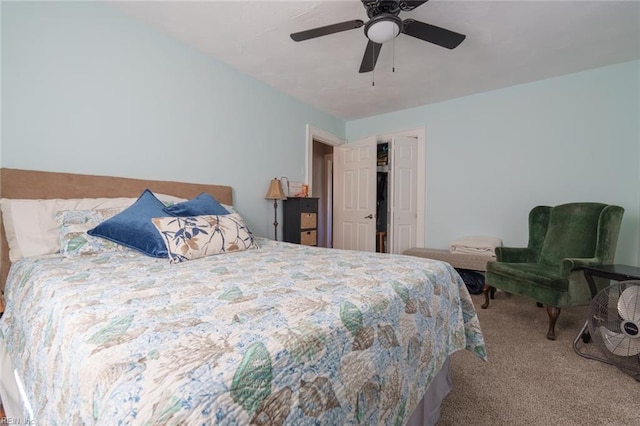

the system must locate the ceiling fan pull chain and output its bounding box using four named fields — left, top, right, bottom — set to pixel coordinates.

left=372, top=45, right=375, bottom=86
left=392, top=37, right=395, bottom=73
